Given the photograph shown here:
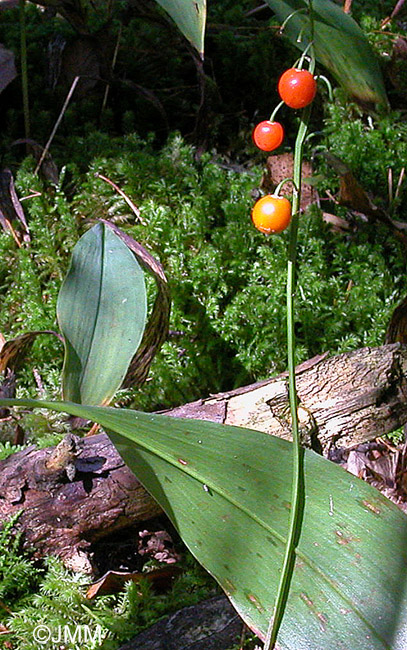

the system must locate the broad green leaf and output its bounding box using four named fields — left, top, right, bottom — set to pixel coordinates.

left=154, top=0, right=206, bottom=57
left=265, top=0, right=387, bottom=106
left=56, top=224, right=147, bottom=405
left=2, top=397, right=407, bottom=649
